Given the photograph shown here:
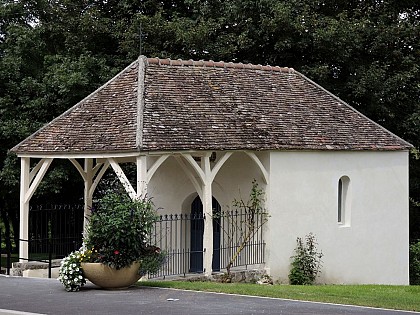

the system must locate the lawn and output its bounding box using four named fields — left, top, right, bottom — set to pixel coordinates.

left=138, top=281, right=420, bottom=312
